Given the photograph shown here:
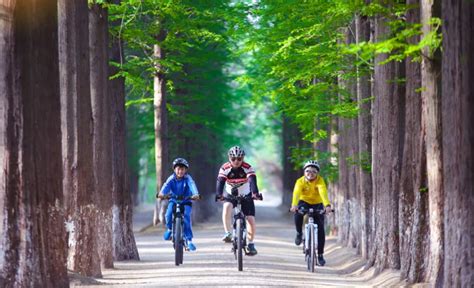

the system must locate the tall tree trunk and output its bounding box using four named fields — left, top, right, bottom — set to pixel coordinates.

left=109, top=23, right=140, bottom=261
left=420, top=1, right=444, bottom=286
left=441, top=1, right=474, bottom=286
left=355, top=12, right=373, bottom=259
left=58, top=0, right=101, bottom=277
left=89, top=3, right=114, bottom=269
left=398, top=2, right=429, bottom=283
left=154, top=37, right=168, bottom=194
left=282, top=117, right=304, bottom=207
left=153, top=34, right=169, bottom=221
left=0, top=0, right=69, bottom=286
left=369, top=15, right=404, bottom=272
